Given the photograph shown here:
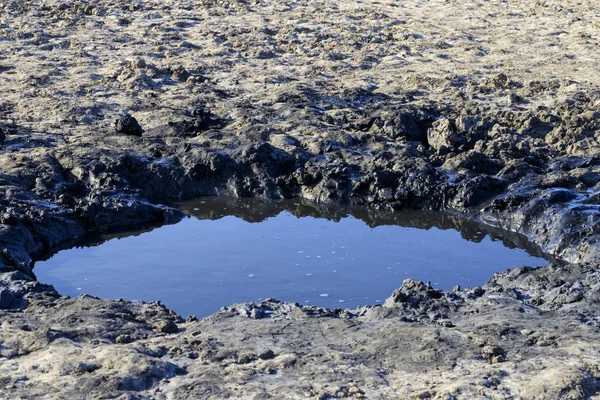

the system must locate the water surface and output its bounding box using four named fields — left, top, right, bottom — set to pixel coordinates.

left=35, top=197, right=549, bottom=317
